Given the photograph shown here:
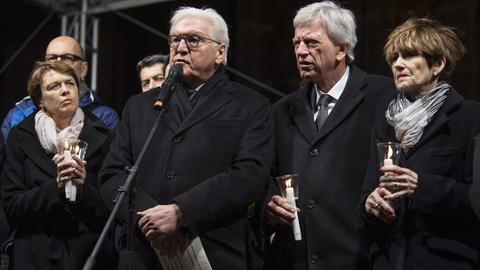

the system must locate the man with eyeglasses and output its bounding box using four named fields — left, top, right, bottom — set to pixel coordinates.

left=100, top=6, right=273, bottom=270
left=263, top=2, right=396, bottom=270
left=1, top=36, right=119, bottom=142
